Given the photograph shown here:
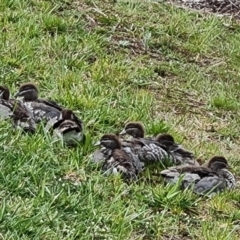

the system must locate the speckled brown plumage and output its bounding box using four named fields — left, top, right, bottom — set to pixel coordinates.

left=121, top=137, right=173, bottom=167
left=0, top=86, right=36, bottom=133
left=155, top=133, right=198, bottom=166
left=161, top=156, right=236, bottom=195
left=15, top=83, right=63, bottom=124
left=98, top=134, right=144, bottom=181
left=120, top=122, right=197, bottom=166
